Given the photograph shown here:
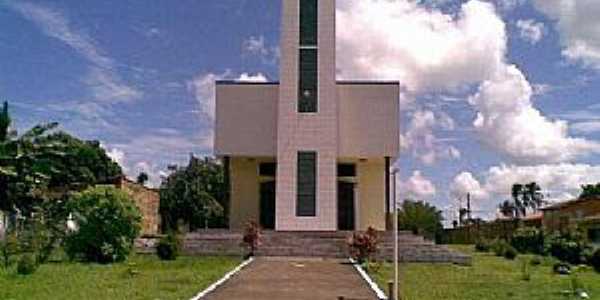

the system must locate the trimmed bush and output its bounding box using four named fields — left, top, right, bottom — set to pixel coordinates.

left=492, top=240, right=509, bottom=257
left=64, top=186, right=141, bottom=264
left=474, top=239, right=491, bottom=252
left=504, top=245, right=518, bottom=260
left=590, top=249, right=600, bottom=273
left=530, top=256, right=542, bottom=266
left=544, top=230, right=588, bottom=265
left=156, top=233, right=181, bottom=261
left=17, top=253, right=38, bottom=275
left=511, top=227, right=544, bottom=254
